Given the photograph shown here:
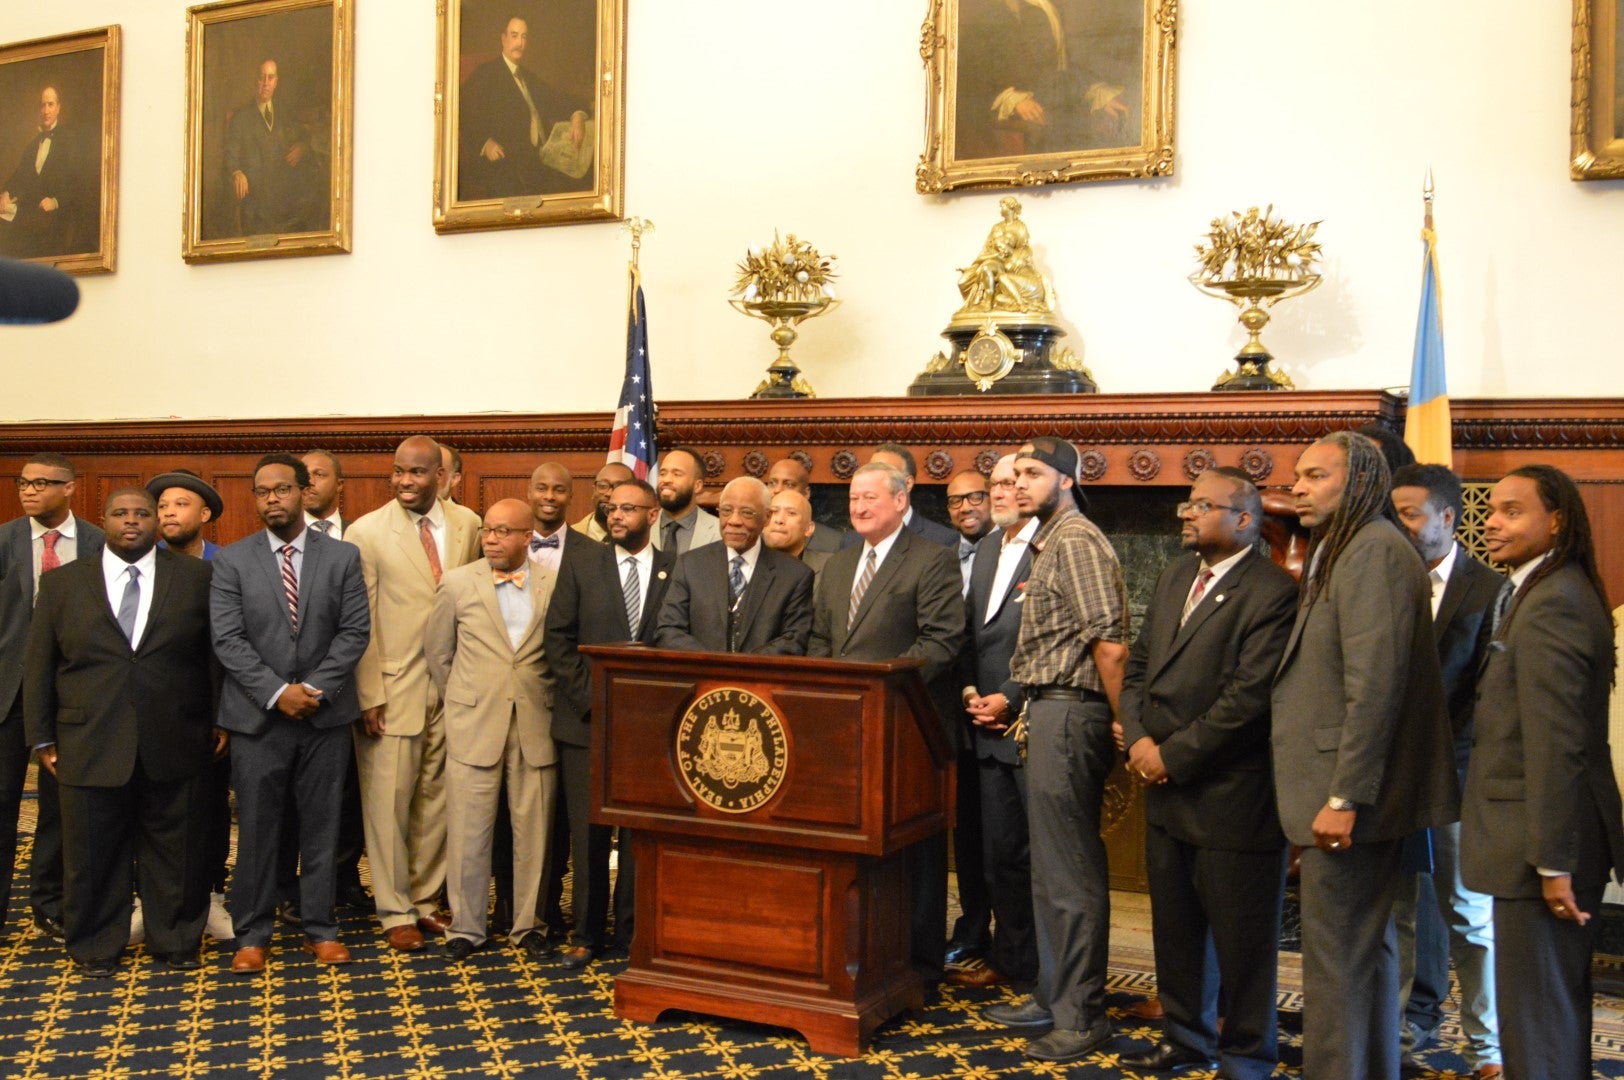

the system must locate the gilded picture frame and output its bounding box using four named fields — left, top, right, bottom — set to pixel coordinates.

left=1572, top=0, right=1624, bottom=179
left=433, top=0, right=625, bottom=234
left=917, top=0, right=1176, bottom=194
left=182, top=0, right=352, bottom=264
left=0, top=25, right=121, bottom=275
